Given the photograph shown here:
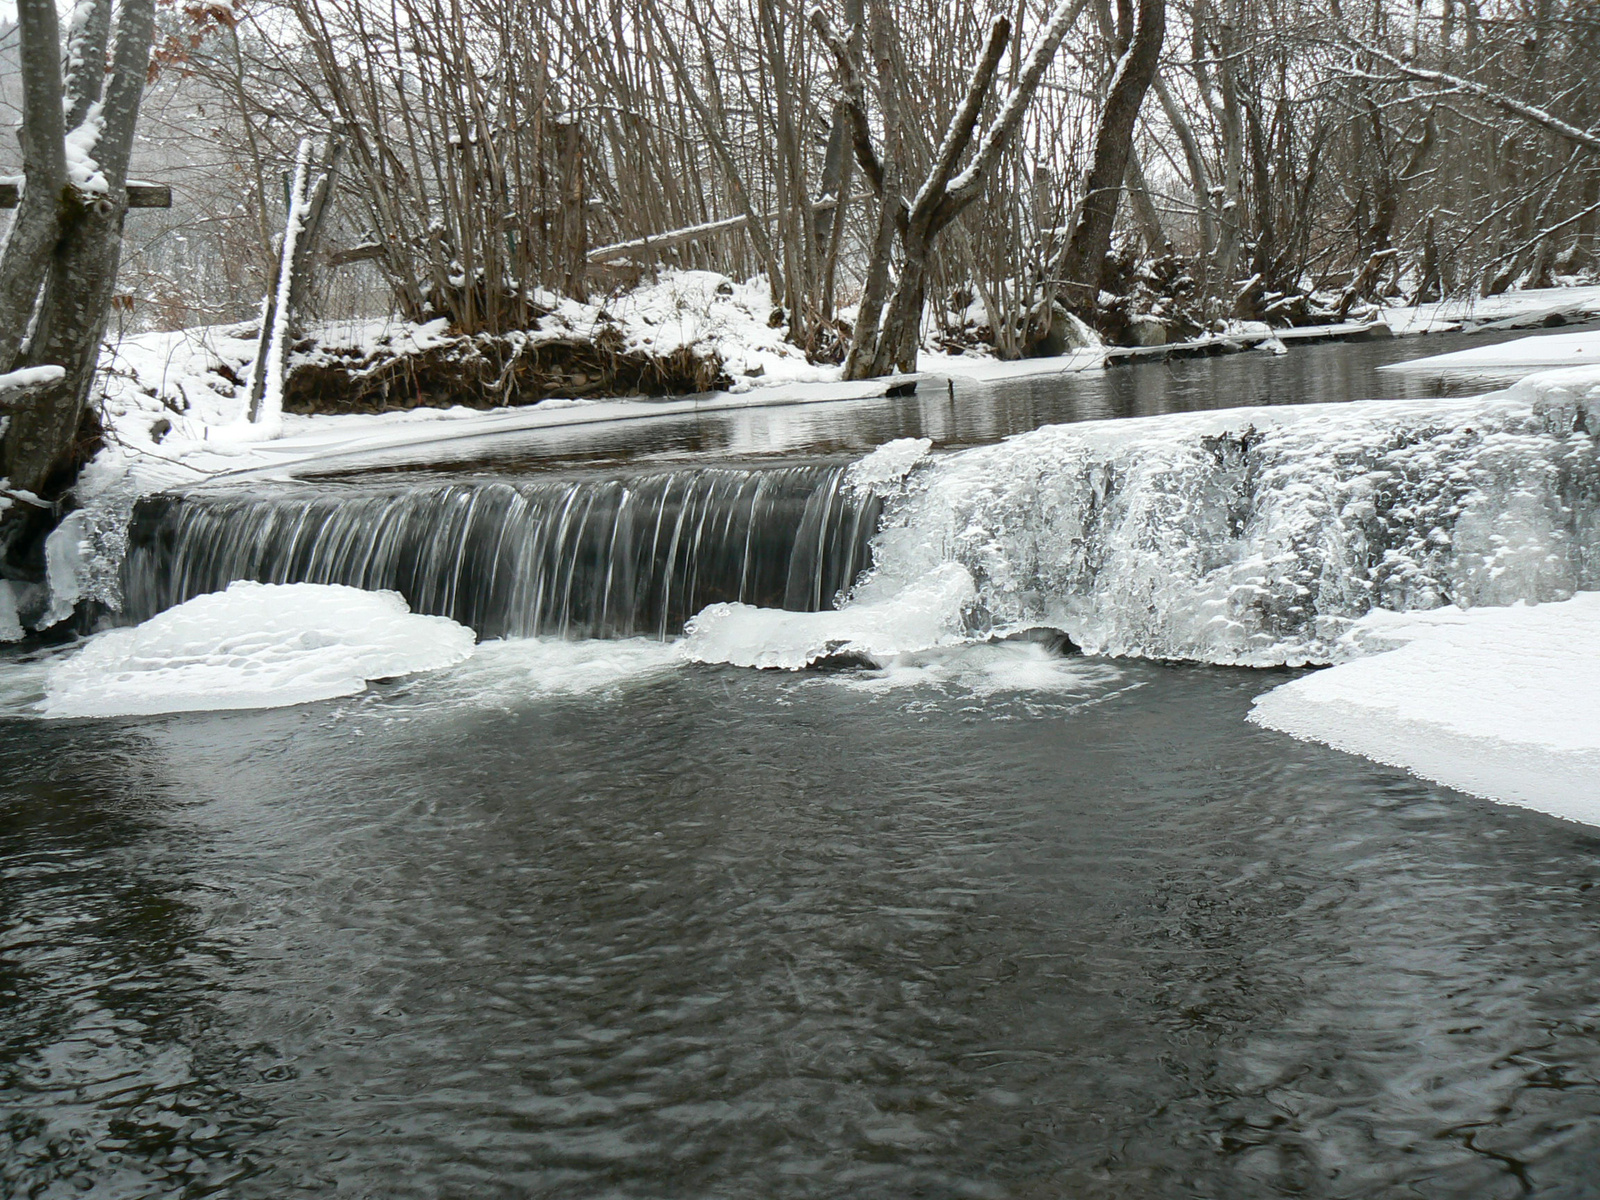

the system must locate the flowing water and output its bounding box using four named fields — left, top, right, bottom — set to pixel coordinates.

left=6, top=331, right=1600, bottom=1198
left=6, top=659, right=1600, bottom=1199
left=124, top=466, right=880, bottom=639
